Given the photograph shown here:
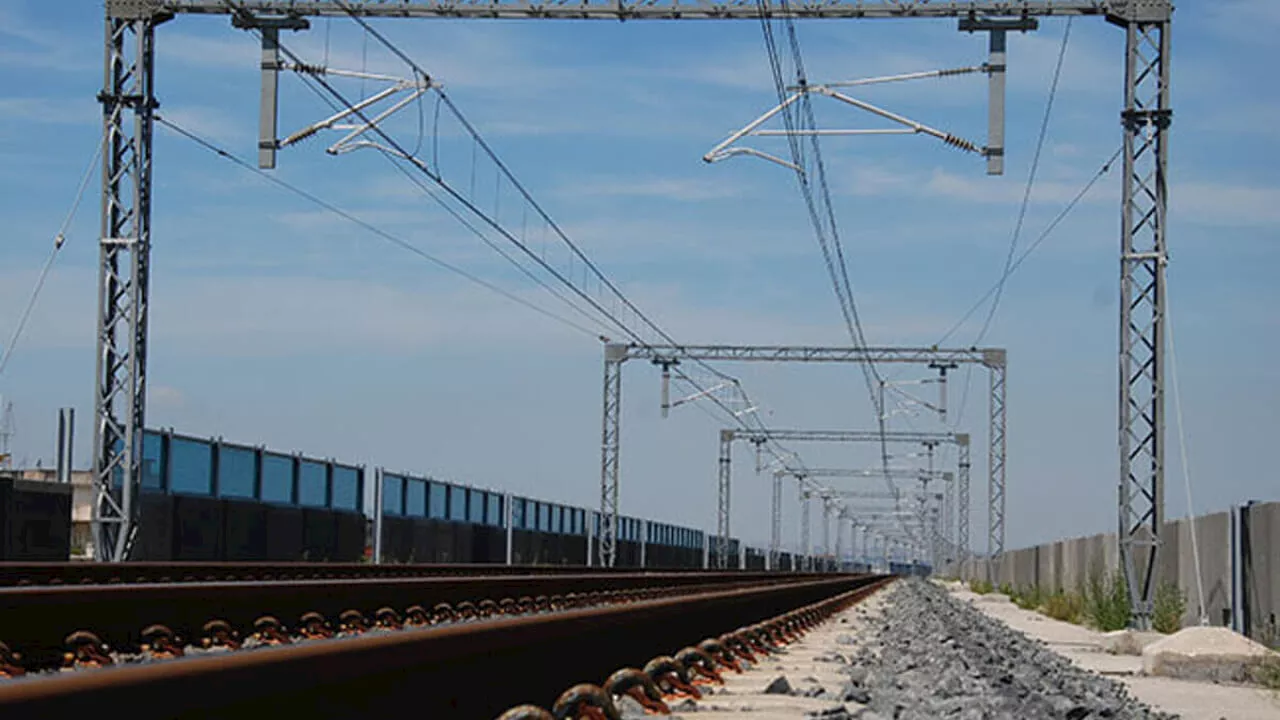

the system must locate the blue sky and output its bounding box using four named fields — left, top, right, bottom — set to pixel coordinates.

left=1, top=1, right=1276, bottom=556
